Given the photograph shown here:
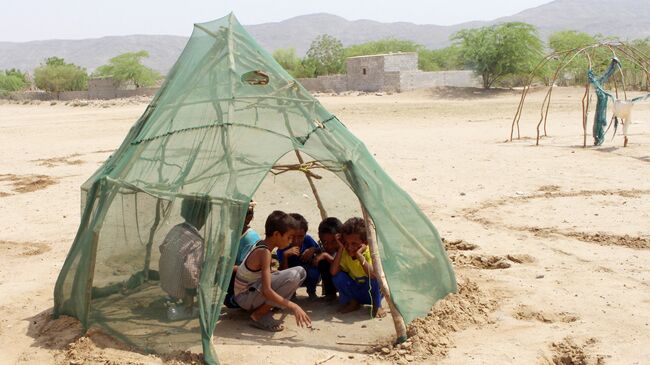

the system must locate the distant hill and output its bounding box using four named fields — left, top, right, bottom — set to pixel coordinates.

left=499, top=0, right=650, bottom=39
left=0, top=35, right=188, bottom=76
left=1, top=0, right=649, bottom=74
